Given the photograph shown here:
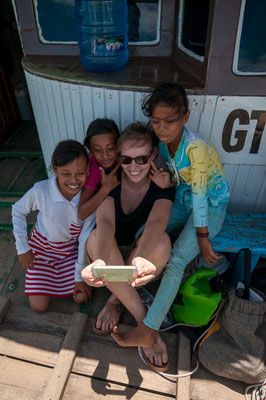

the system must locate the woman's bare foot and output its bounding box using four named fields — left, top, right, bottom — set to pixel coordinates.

left=94, top=295, right=124, bottom=333
left=112, top=323, right=168, bottom=370
left=111, top=321, right=156, bottom=347
left=142, top=334, right=169, bottom=370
